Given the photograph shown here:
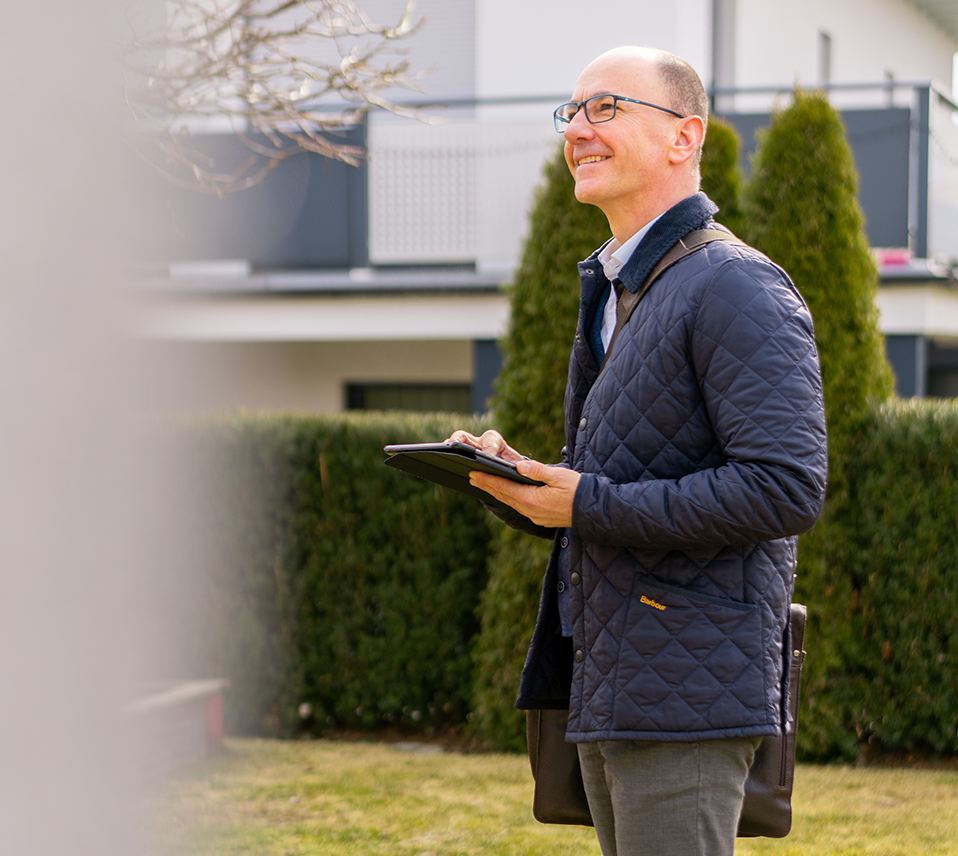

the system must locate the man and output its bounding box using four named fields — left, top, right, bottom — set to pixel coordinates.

left=451, top=46, right=827, bottom=856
